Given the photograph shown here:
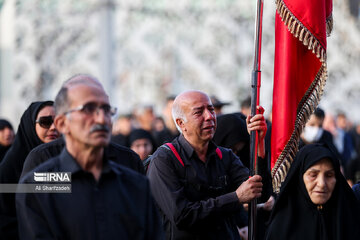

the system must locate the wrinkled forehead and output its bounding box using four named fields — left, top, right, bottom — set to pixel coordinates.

left=181, top=92, right=212, bottom=108
left=68, top=83, right=110, bottom=106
